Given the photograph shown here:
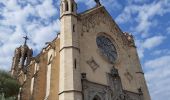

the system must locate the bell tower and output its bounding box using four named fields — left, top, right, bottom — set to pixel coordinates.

left=11, top=35, right=33, bottom=81
left=60, top=0, right=77, bottom=17
left=59, top=0, right=82, bottom=100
